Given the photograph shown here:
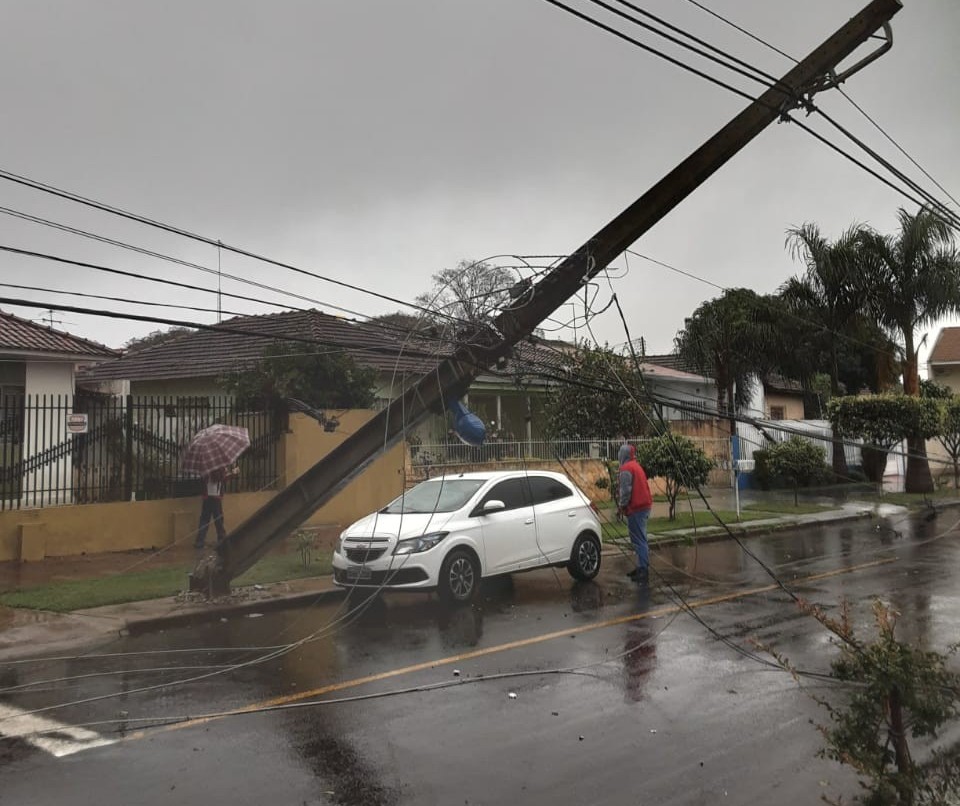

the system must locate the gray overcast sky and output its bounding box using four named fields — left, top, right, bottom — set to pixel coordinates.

left=0, top=0, right=958, bottom=369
